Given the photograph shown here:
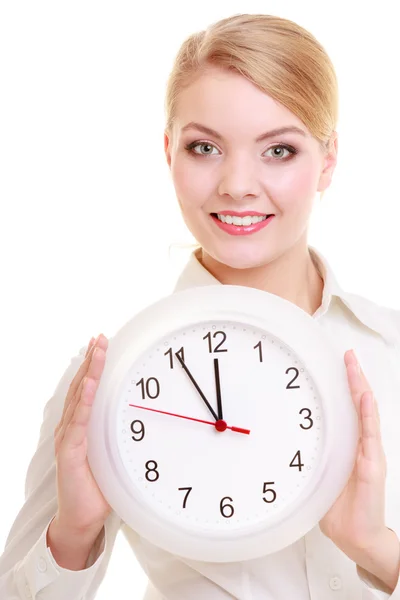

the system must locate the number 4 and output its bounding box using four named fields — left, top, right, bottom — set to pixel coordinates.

left=289, top=450, right=304, bottom=471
